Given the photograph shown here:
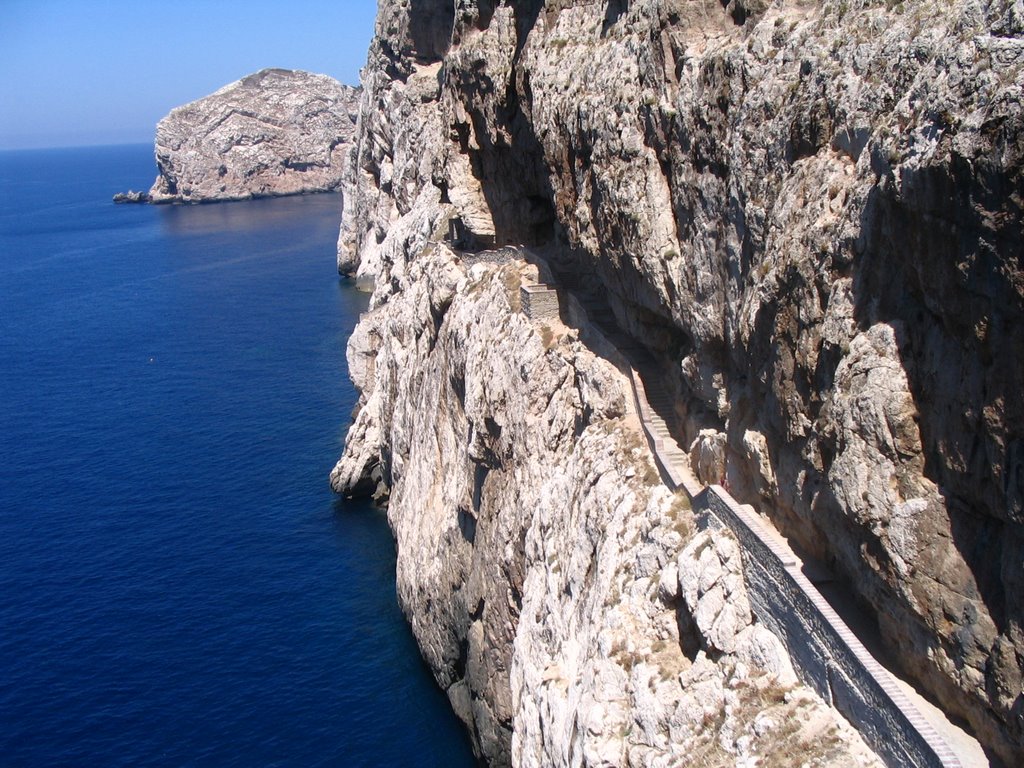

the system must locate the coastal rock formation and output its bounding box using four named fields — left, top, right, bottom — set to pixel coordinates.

left=335, top=0, right=1023, bottom=764
left=112, top=190, right=149, bottom=204
left=145, top=68, right=360, bottom=203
